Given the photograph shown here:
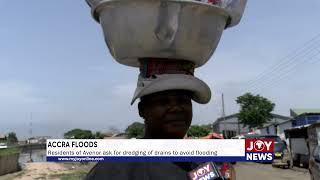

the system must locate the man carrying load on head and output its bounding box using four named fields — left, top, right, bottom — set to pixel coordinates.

left=84, top=0, right=247, bottom=179
left=85, top=59, right=217, bottom=179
